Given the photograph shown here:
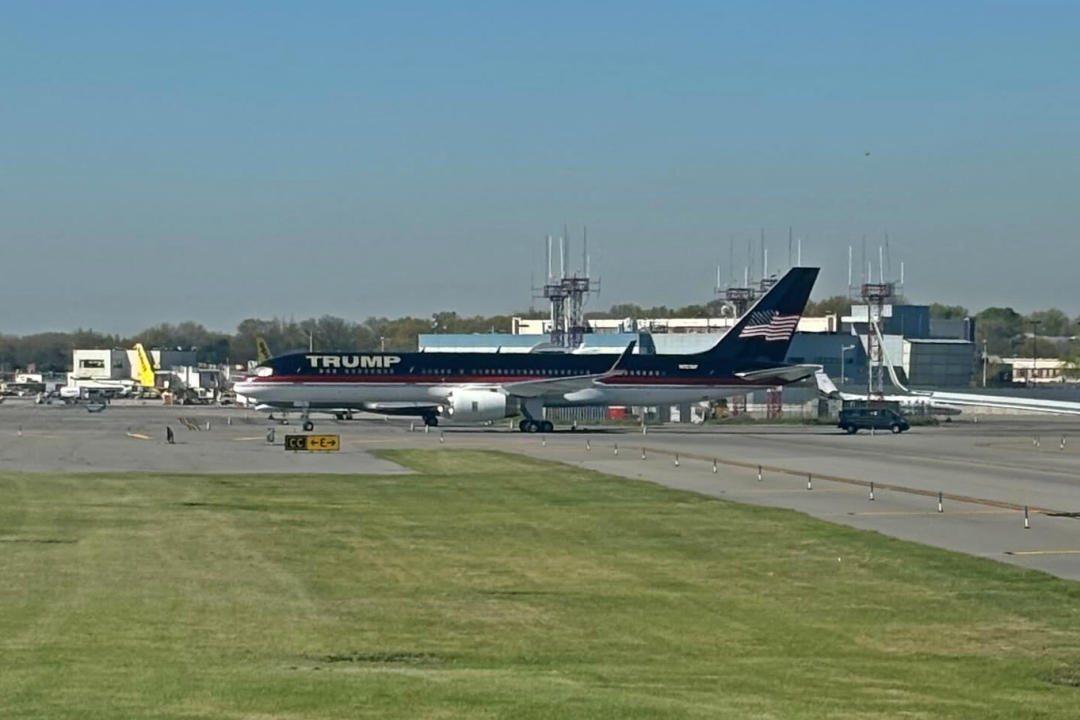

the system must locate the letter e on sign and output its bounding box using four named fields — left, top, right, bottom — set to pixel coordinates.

left=283, top=434, right=340, bottom=452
